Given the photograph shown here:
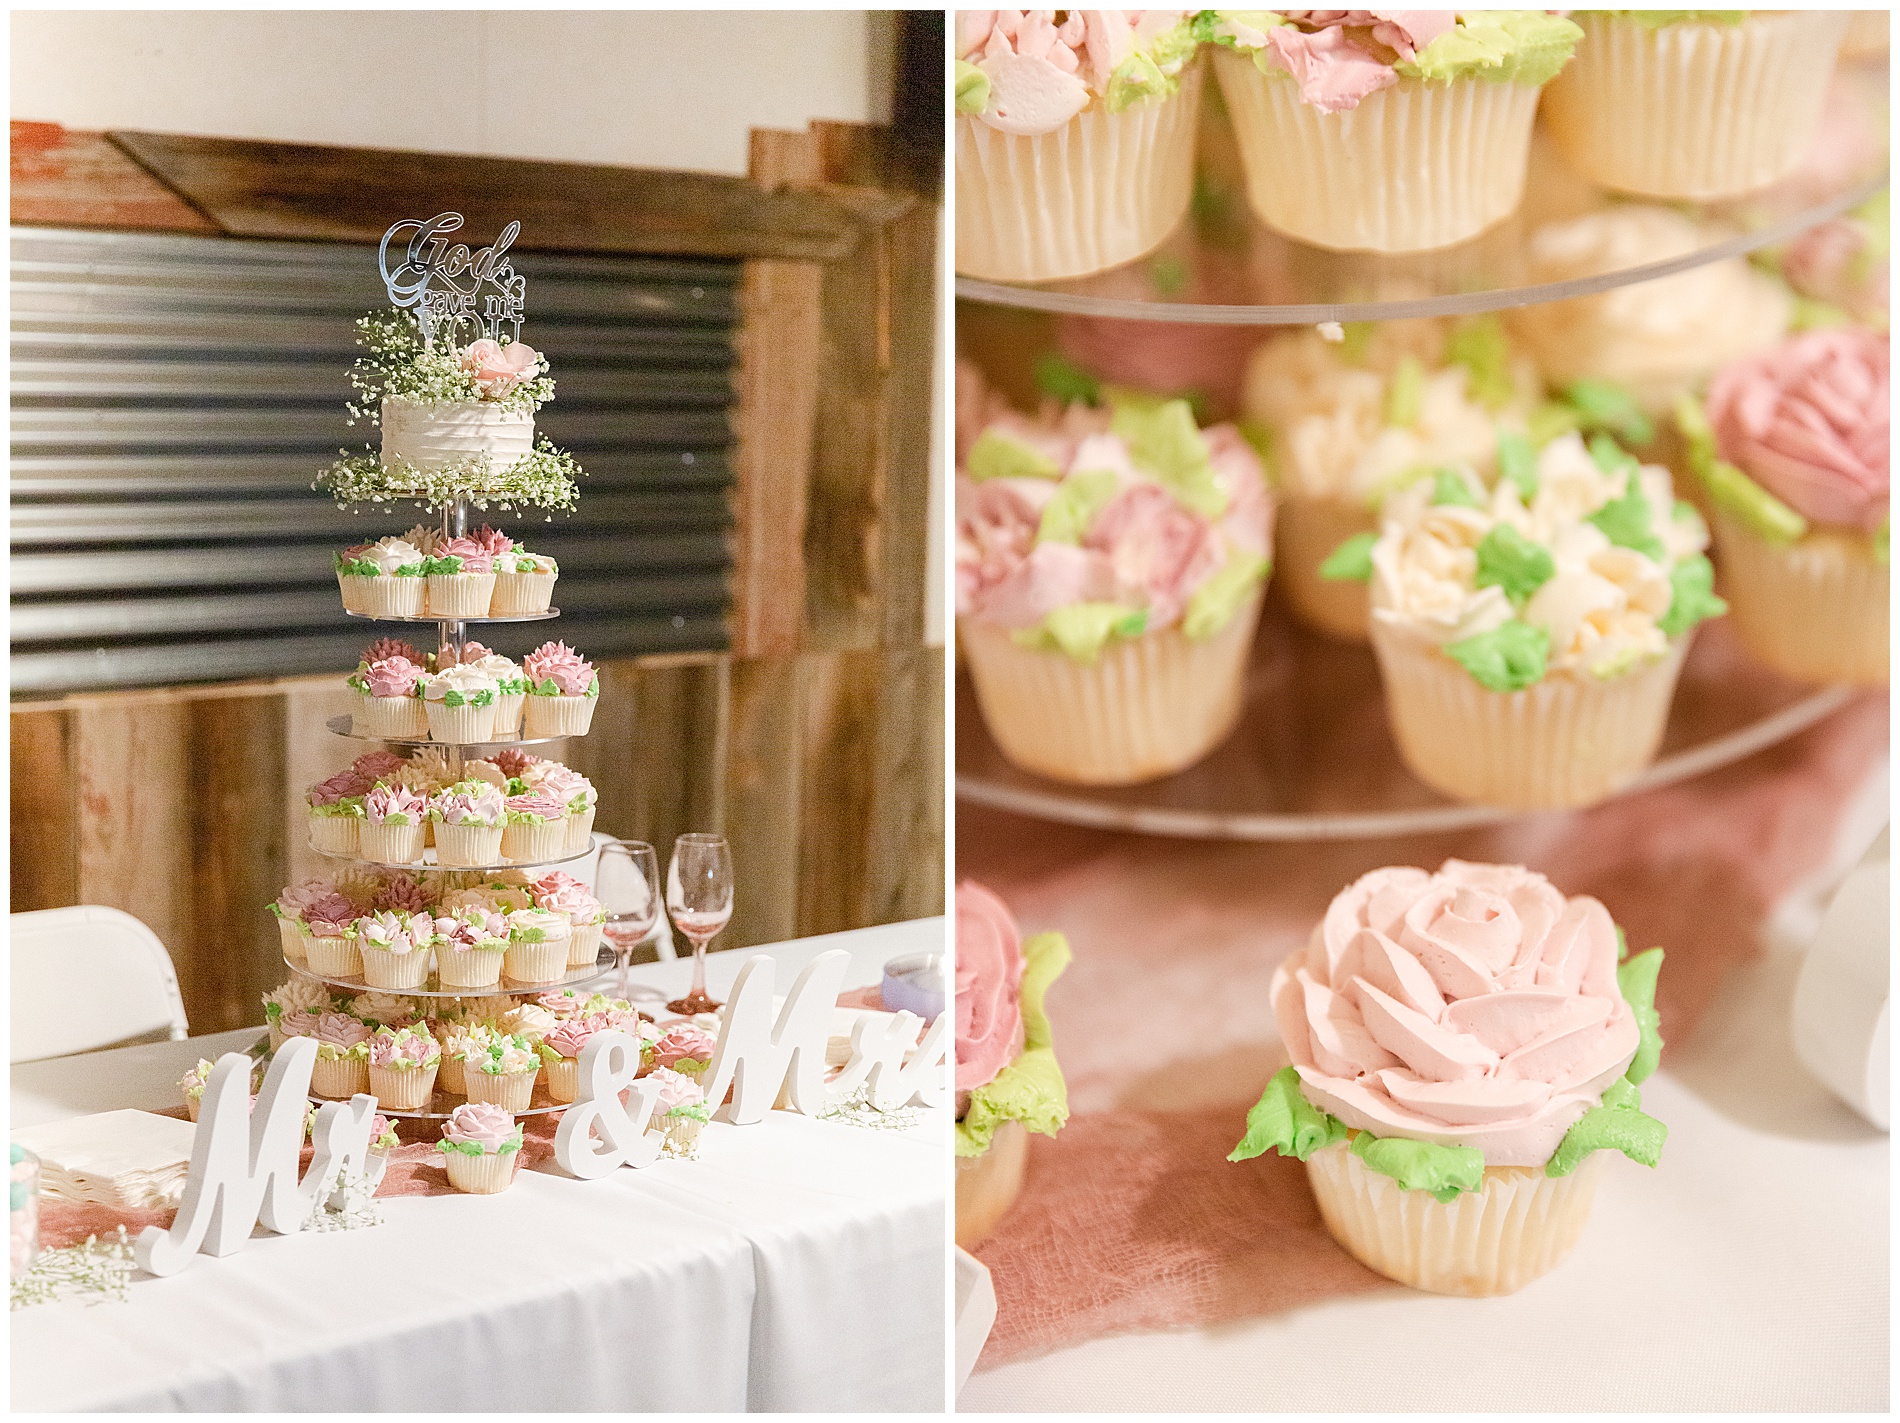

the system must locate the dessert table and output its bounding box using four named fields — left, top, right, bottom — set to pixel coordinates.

left=10, top=918, right=947, bottom=1414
